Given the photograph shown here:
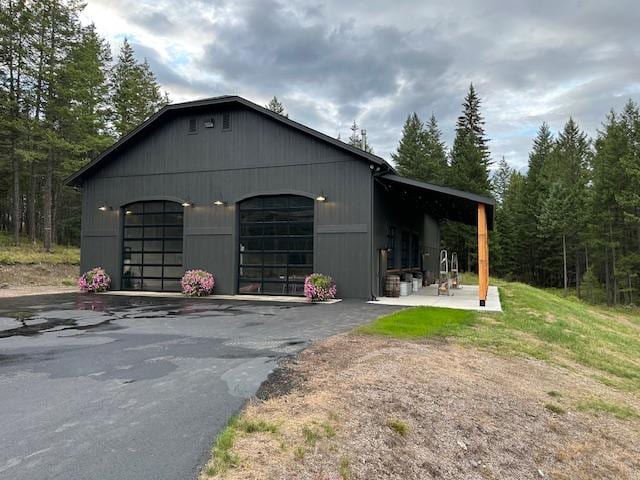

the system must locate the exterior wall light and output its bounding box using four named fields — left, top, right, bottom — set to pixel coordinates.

left=316, top=191, right=327, bottom=202
left=125, top=209, right=133, bottom=215
left=213, top=193, right=225, bottom=206
left=181, top=199, right=193, bottom=207
left=98, top=203, right=111, bottom=211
